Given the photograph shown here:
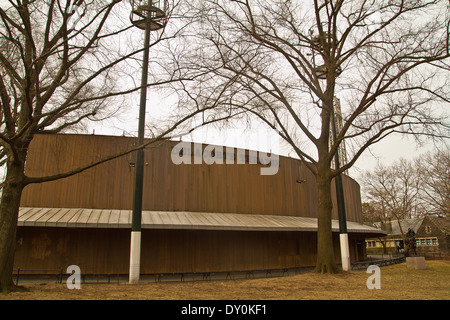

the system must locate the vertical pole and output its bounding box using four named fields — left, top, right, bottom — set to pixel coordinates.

left=129, top=18, right=151, bottom=285
left=330, top=101, right=350, bottom=272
